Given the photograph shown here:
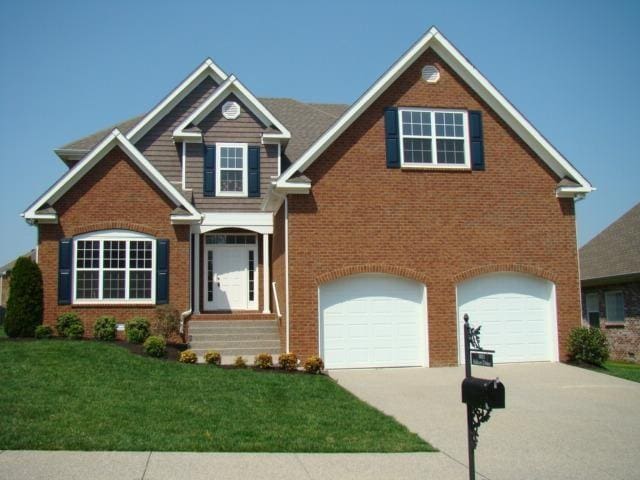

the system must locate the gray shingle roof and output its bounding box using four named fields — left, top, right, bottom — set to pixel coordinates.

left=56, top=98, right=348, bottom=166
left=579, top=202, right=640, bottom=281
left=0, top=250, right=37, bottom=276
